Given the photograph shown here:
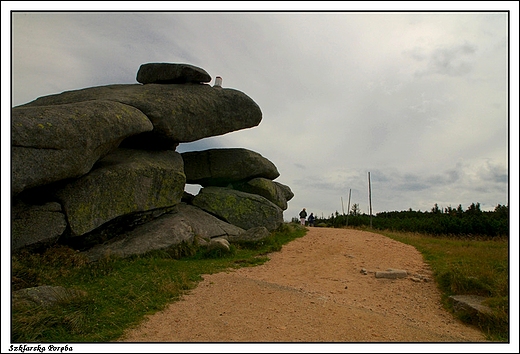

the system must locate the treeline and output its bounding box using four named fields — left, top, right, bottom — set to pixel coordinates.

left=299, top=203, right=509, bottom=237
